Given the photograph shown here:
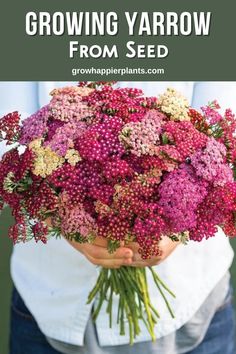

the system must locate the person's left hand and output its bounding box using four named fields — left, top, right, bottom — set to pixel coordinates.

left=127, top=237, right=181, bottom=267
